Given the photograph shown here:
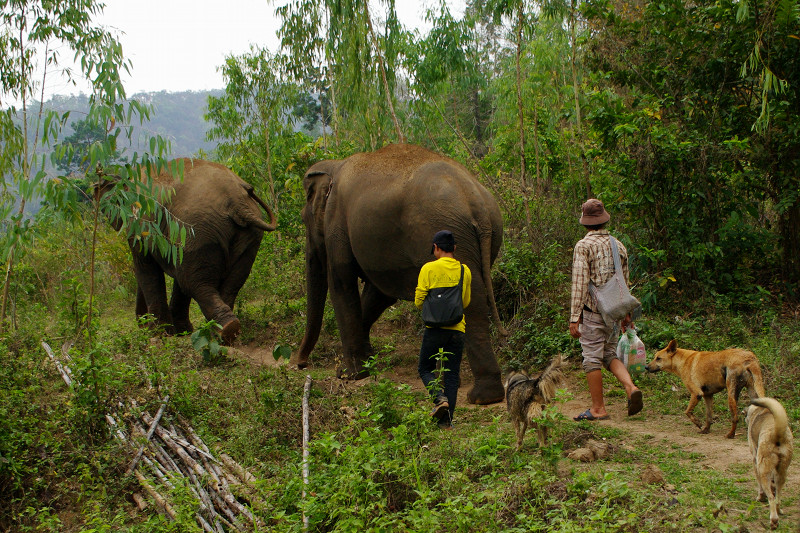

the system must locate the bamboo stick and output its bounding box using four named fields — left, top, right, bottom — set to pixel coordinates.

left=127, top=395, right=170, bottom=475
left=132, top=492, right=148, bottom=511
left=219, top=453, right=258, bottom=486
left=143, top=420, right=210, bottom=481
left=135, top=470, right=177, bottom=520
left=141, top=455, right=174, bottom=490
left=129, top=419, right=183, bottom=476
left=143, top=414, right=217, bottom=463
left=195, top=513, right=215, bottom=533
left=182, top=421, right=226, bottom=465
left=41, top=341, right=72, bottom=386
left=213, top=493, right=245, bottom=531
